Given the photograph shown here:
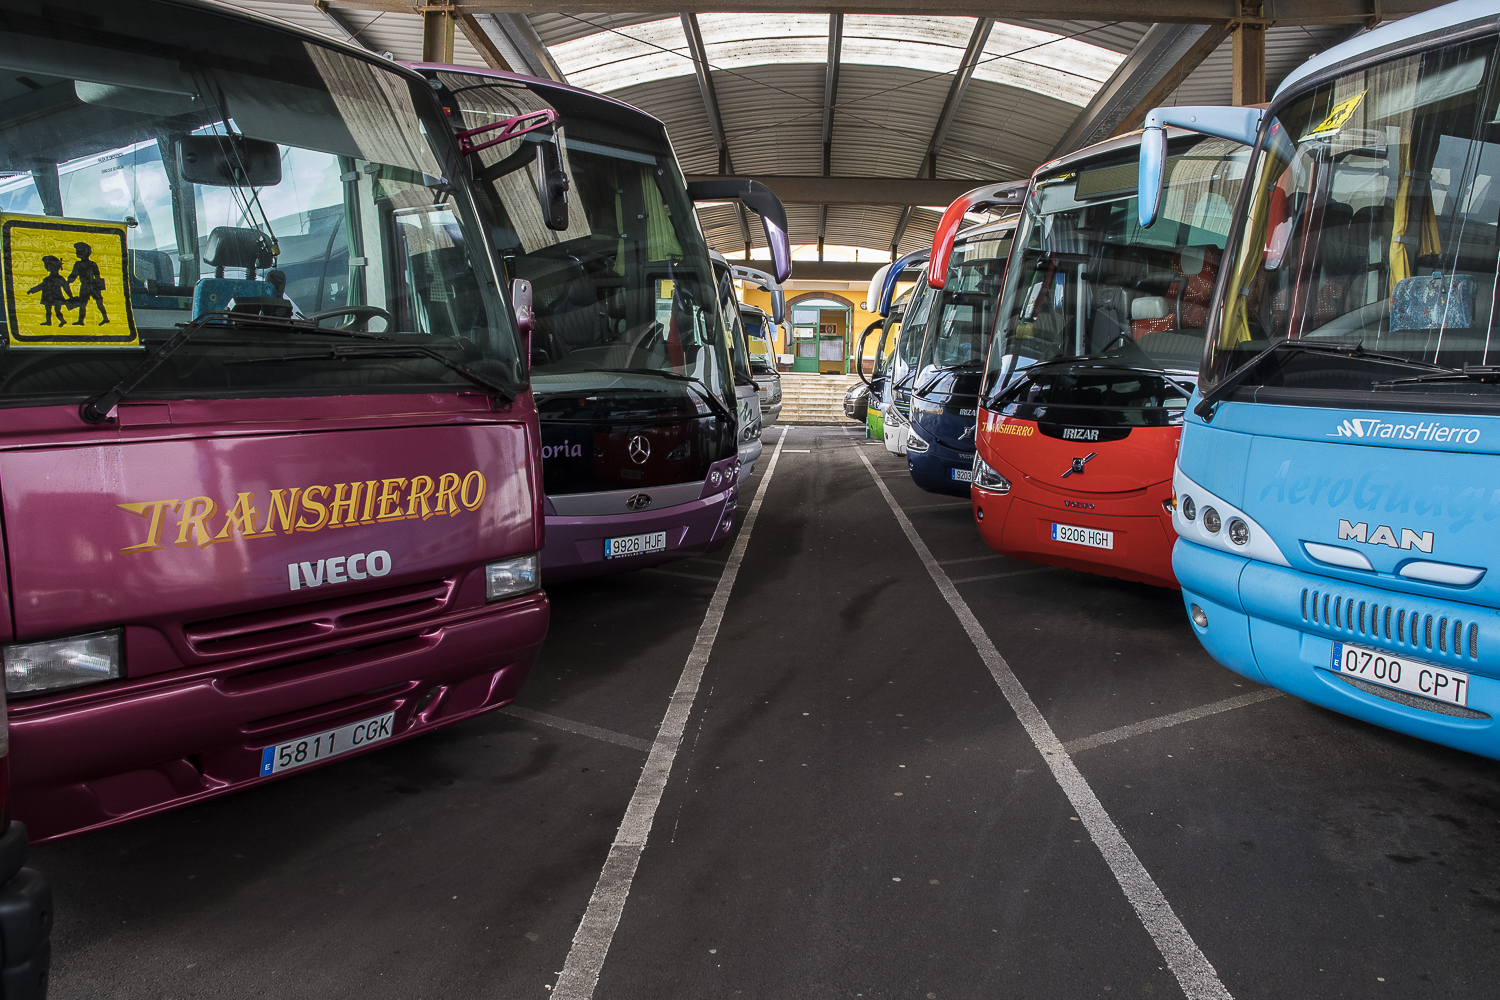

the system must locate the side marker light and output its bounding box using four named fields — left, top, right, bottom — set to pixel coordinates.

left=1190, top=604, right=1208, bottom=628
